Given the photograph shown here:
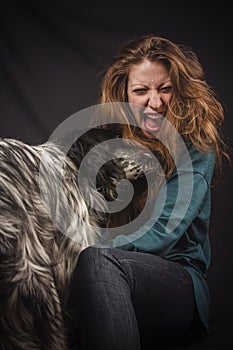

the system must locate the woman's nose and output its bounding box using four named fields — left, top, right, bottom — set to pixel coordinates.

left=148, top=91, right=162, bottom=110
